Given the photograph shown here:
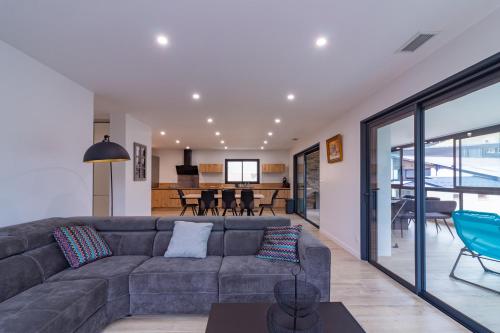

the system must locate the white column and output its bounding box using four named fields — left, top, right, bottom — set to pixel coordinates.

left=376, top=125, right=392, bottom=257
